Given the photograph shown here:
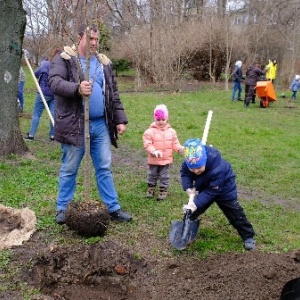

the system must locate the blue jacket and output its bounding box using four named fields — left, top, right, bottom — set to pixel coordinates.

left=34, top=60, right=53, bottom=97
left=290, top=78, right=300, bottom=92
left=180, top=146, right=237, bottom=210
